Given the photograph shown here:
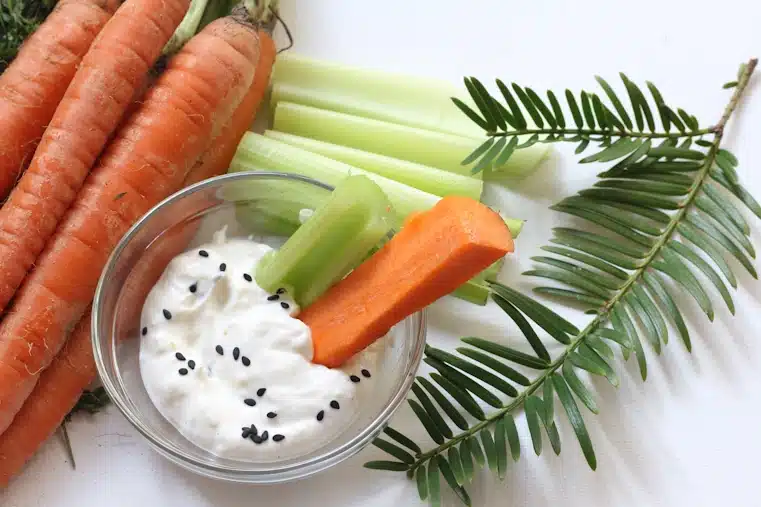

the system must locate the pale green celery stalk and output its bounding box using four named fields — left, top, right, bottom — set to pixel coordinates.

left=451, top=275, right=490, bottom=305
left=273, top=102, right=548, bottom=179
left=230, top=133, right=524, bottom=237
left=163, top=0, right=210, bottom=56
left=483, top=258, right=505, bottom=282
left=263, top=130, right=483, bottom=199
left=272, top=53, right=484, bottom=138
left=230, top=132, right=439, bottom=221
left=270, top=54, right=550, bottom=178
left=255, top=175, right=395, bottom=307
